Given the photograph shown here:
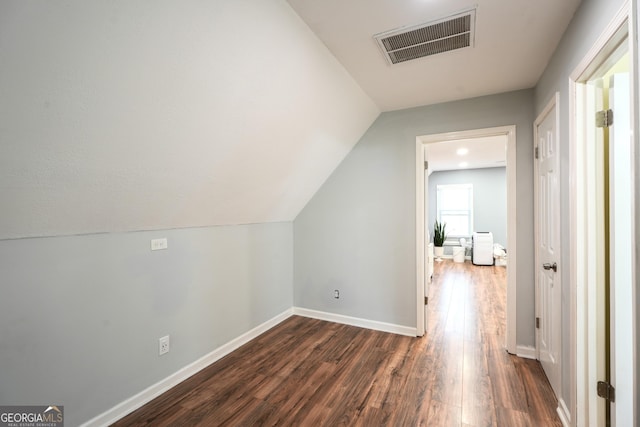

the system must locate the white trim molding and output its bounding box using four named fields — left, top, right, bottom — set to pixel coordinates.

left=81, top=309, right=293, bottom=427
left=293, top=307, right=417, bottom=337
left=516, top=345, right=537, bottom=360
left=557, top=398, right=571, bottom=427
